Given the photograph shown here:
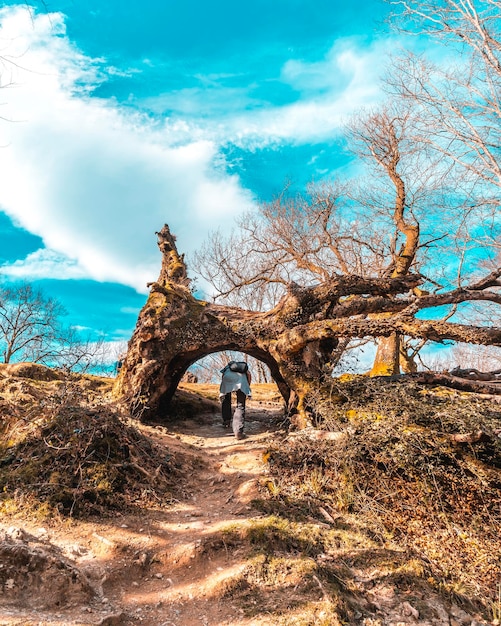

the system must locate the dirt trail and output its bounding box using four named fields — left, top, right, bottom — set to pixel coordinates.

left=0, top=403, right=284, bottom=626
left=115, top=405, right=283, bottom=626
left=0, top=392, right=492, bottom=626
